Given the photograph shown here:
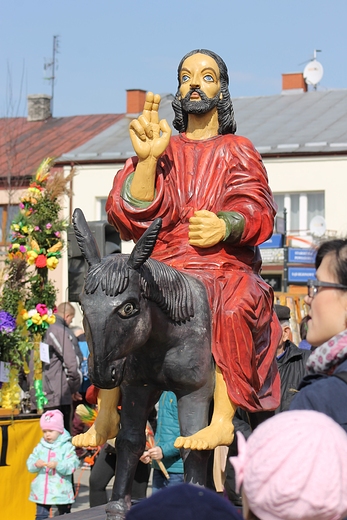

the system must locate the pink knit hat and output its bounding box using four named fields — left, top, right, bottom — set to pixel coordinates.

left=40, top=409, right=64, bottom=434
left=230, top=410, right=347, bottom=520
